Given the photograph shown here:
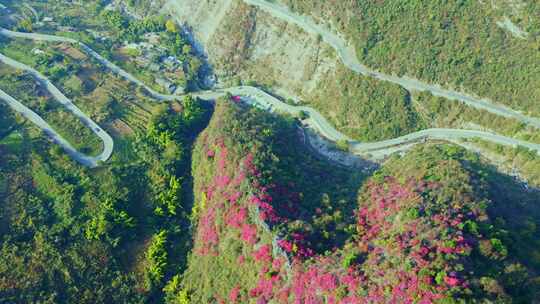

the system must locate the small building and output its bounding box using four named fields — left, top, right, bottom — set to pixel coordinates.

left=58, top=26, right=76, bottom=32
left=43, top=17, right=53, bottom=22
left=163, top=56, right=181, bottom=69
left=86, top=29, right=110, bottom=41
left=32, top=48, right=45, bottom=55
left=104, top=3, right=116, bottom=11
left=155, top=77, right=176, bottom=94
left=124, top=42, right=139, bottom=50
left=148, top=63, right=161, bottom=72
left=203, top=74, right=217, bottom=88
left=143, top=32, right=160, bottom=45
